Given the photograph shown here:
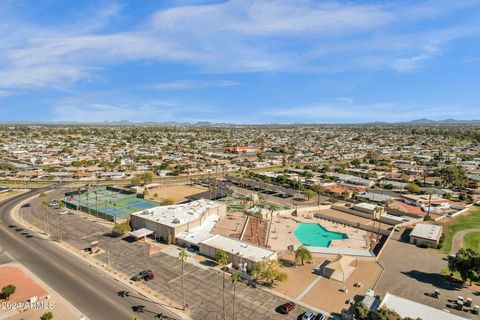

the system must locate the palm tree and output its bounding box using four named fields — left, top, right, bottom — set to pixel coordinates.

left=209, top=179, right=218, bottom=200
left=94, top=189, right=99, bottom=219
left=426, top=189, right=433, bottom=220
left=295, top=246, right=312, bottom=265
left=39, top=192, right=49, bottom=234
left=230, top=272, right=240, bottom=320
left=312, top=184, right=324, bottom=206
left=216, top=250, right=231, bottom=320
left=57, top=201, right=66, bottom=241
left=265, top=204, right=276, bottom=247
left=86, top=186, right=91, bottom=216
left=77, top=187, right=81, bottom=210
left=177, top=250, right=189, bottom=310
left=113, top=202, right=117, bottom=223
